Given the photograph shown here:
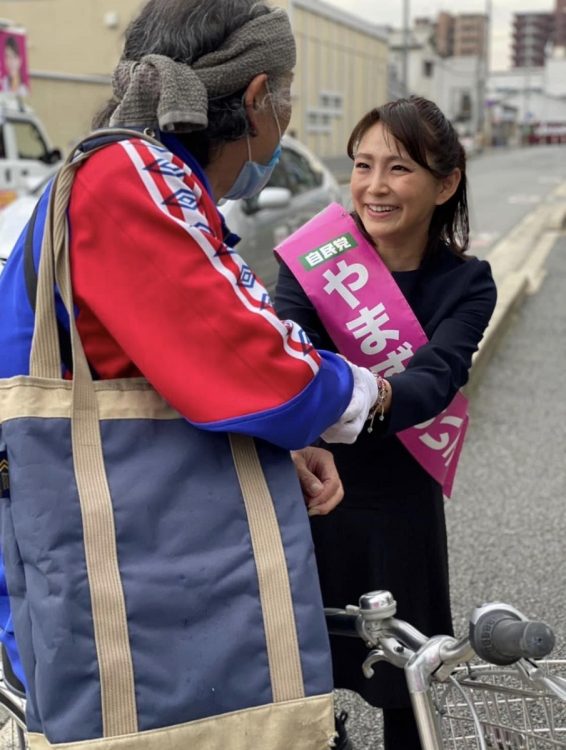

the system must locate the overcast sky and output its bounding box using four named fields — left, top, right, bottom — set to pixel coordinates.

left=323, top=0, right=555, bottom=70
